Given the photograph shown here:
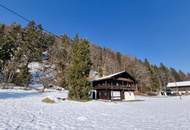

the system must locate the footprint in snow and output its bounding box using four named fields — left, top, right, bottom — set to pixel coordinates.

left=77, top=116, right=87, bottom=121
left=101, top=113, right=109, bottom=116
